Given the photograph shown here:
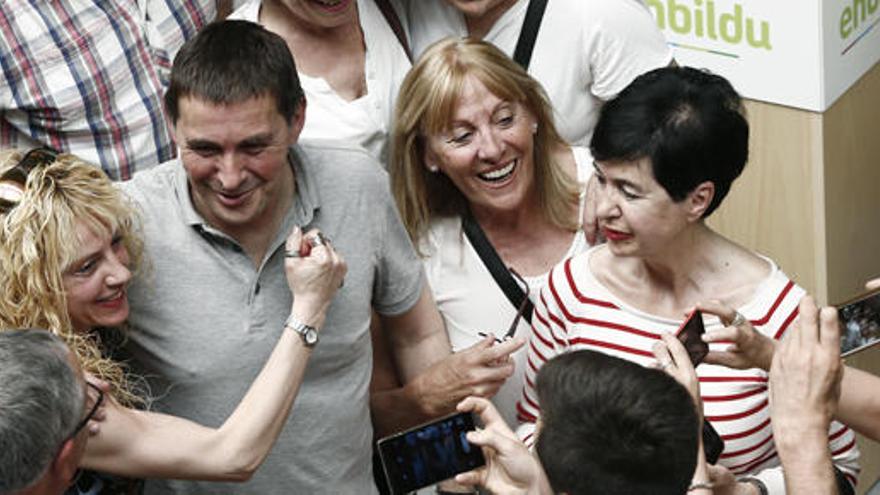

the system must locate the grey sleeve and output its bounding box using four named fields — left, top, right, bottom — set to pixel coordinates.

left=370, top=175, right=425, bottom=316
